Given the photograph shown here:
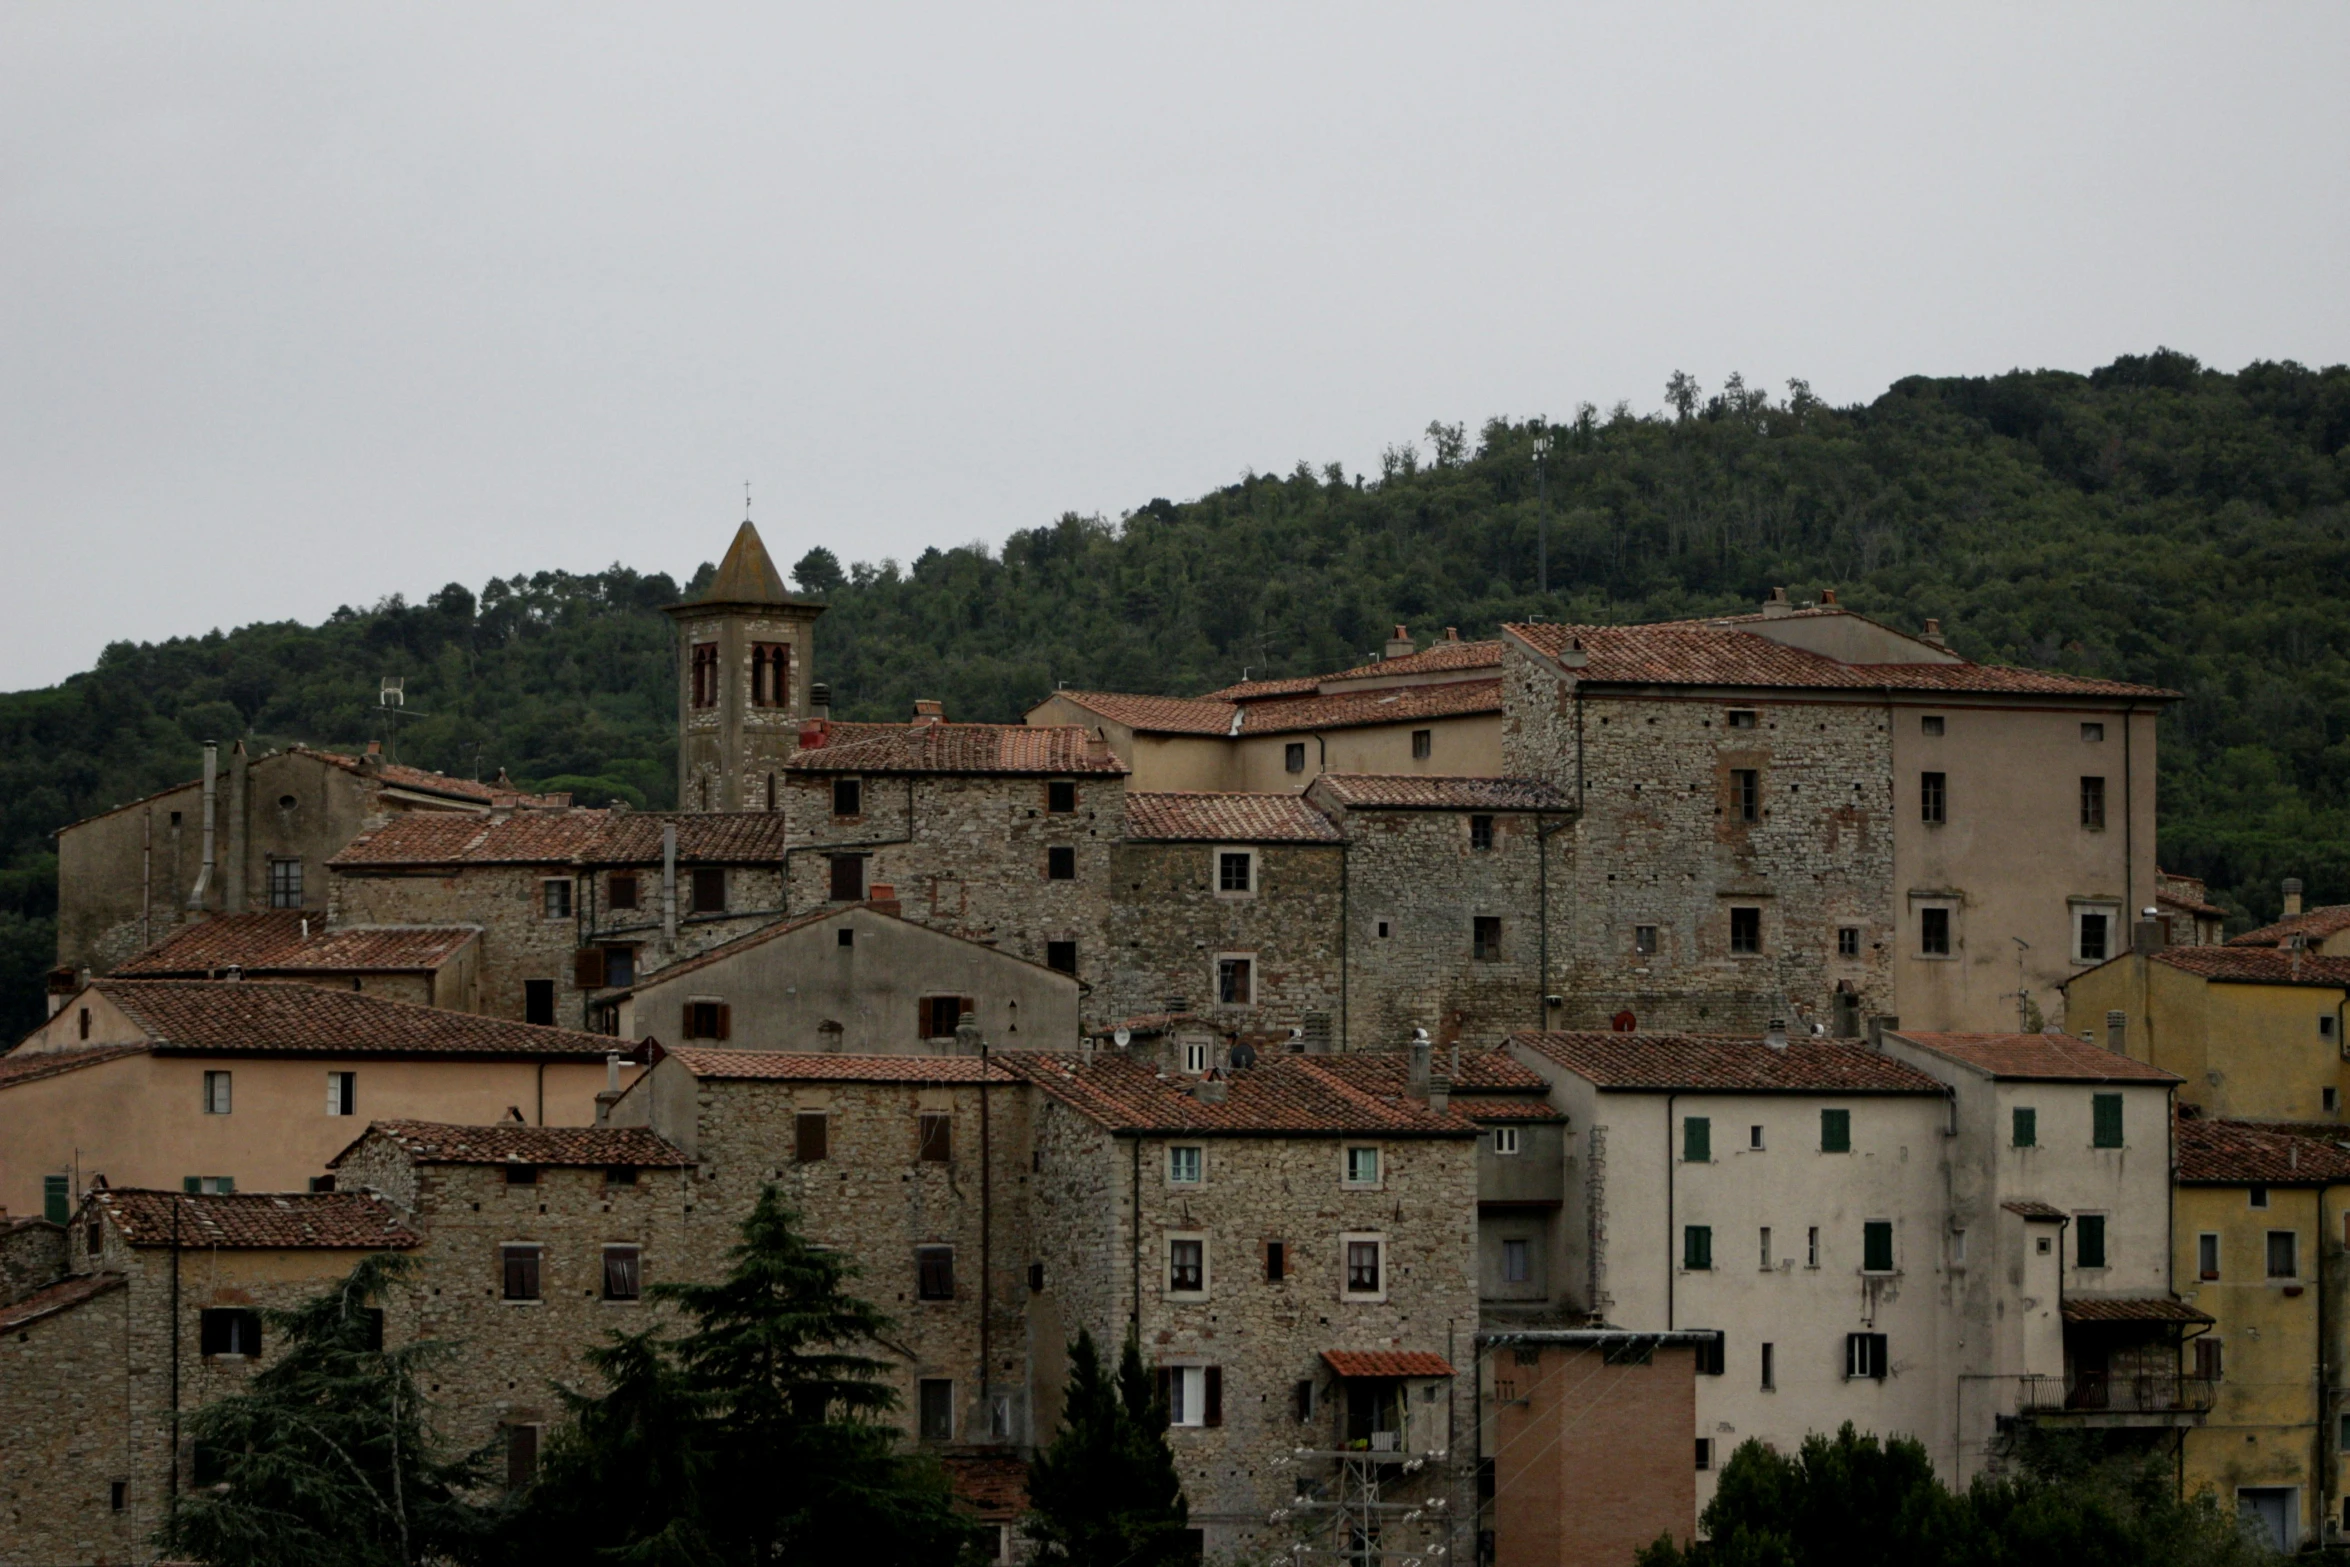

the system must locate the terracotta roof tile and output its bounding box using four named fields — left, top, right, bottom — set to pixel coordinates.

left=1199, top=677, right=1321, bottom=701
left=116, top=913, right=478, bottom=977
left=1321, top=641, right=1505, bottom=683
left=787, top=724, right=1127, bottom=776
left=2228, top=906, right=2350, bottom=948
left=1236, top=679, right=1503, bottom=736
left=0, top=1044, right=145, bottom=1090
left=1510, top=1031, right=1945, bottom=1094
left=663, top=1048, right=1020, bottom=1084
left=1321, top=1350, right=1456, bottom=1378
left=1507, top=619, right=2176, bottom=699
left=1054, top=692, right=1243, bottom=735
left=87, top=979, right=620, bottom=1059
left=1450, top=1096, right=1567, bottom=1123
left=1123, top=793, right=1341, bottom=843
left=2001, top=1200, right=2069, bottom=1222
left=1001, top=1052, right=1481, bottom=1137
left=2060, top=1297, right=2211, bottom=1324
left=94, top=1189, right=419, bottom=1250
left=1889, top=1032, right=2180, bottom=1084
left=2145, top=946, right=2350, bottom=987
left=1309, top=775, right=1574, bottom=812
left=329, top=810, right=797, bottom=868
left=298, top=748, right=562, bottom=806
left=2176, top=1117, right=2350, bottom=1184
left=333, top=1120, right=688, bottom=1168
left=0, top=1273, right=125, bottom=1333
